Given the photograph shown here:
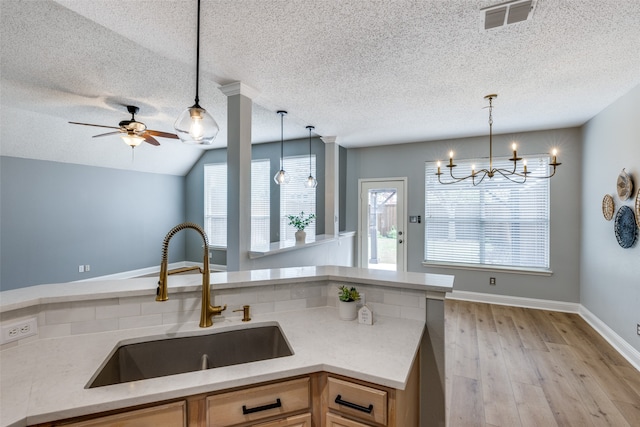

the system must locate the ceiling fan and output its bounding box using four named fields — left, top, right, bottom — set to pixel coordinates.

left=69, top=105, right=178, bottom=147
